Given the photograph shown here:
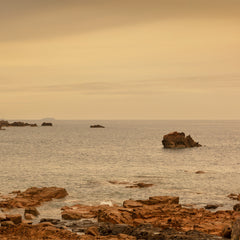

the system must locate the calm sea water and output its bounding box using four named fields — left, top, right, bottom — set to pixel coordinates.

left=1, top=120, right=240, bottom=218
